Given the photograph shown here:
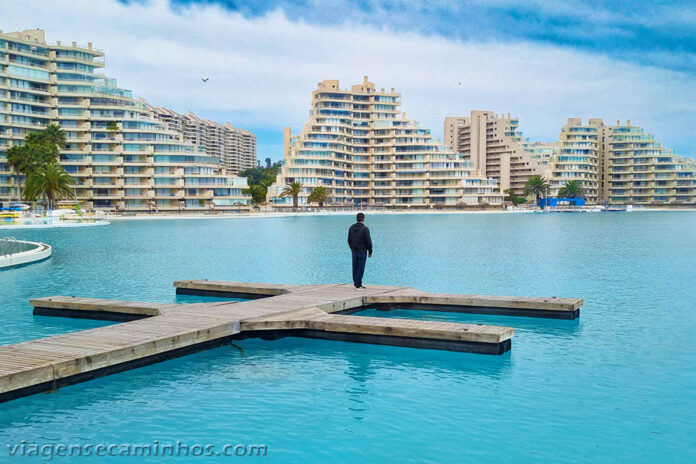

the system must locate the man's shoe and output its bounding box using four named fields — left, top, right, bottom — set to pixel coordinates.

left=359, top=285, right=367, bottom=289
